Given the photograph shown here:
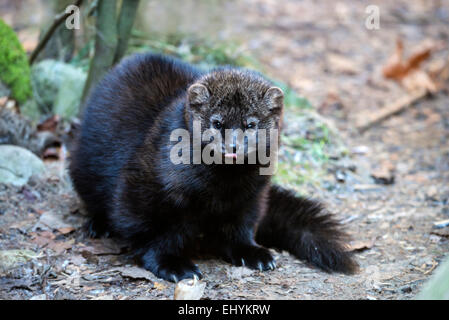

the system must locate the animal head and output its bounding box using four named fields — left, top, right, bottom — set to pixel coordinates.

left=185, top=68, right=284, bottom=163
